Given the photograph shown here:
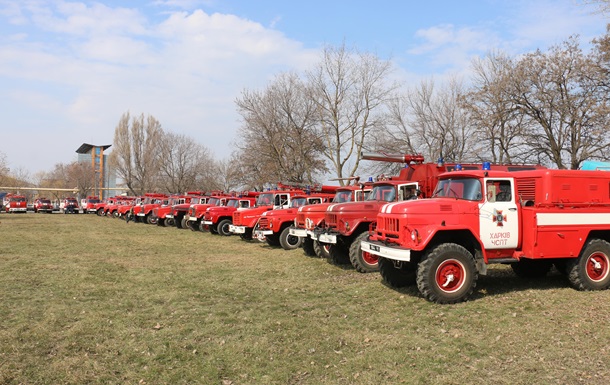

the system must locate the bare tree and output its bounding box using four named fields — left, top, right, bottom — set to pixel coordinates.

left=404, top=77, right=478, bottom=163
left=206, top=157, right=243, bottom=193
left=461, top=52, right=535, bottom=164
left=156, top=131, right=216, bottom=193
left=109, top=112, right=164, bottom=195
left=234, top=72, right=327, bottom=188
left=505, top=37, right=610, bottom=169
left=67, top=161, right=96, bottom=198
left=0, top=151, right=9, bottom=186
left=306, top=44, right=396, bottom=184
